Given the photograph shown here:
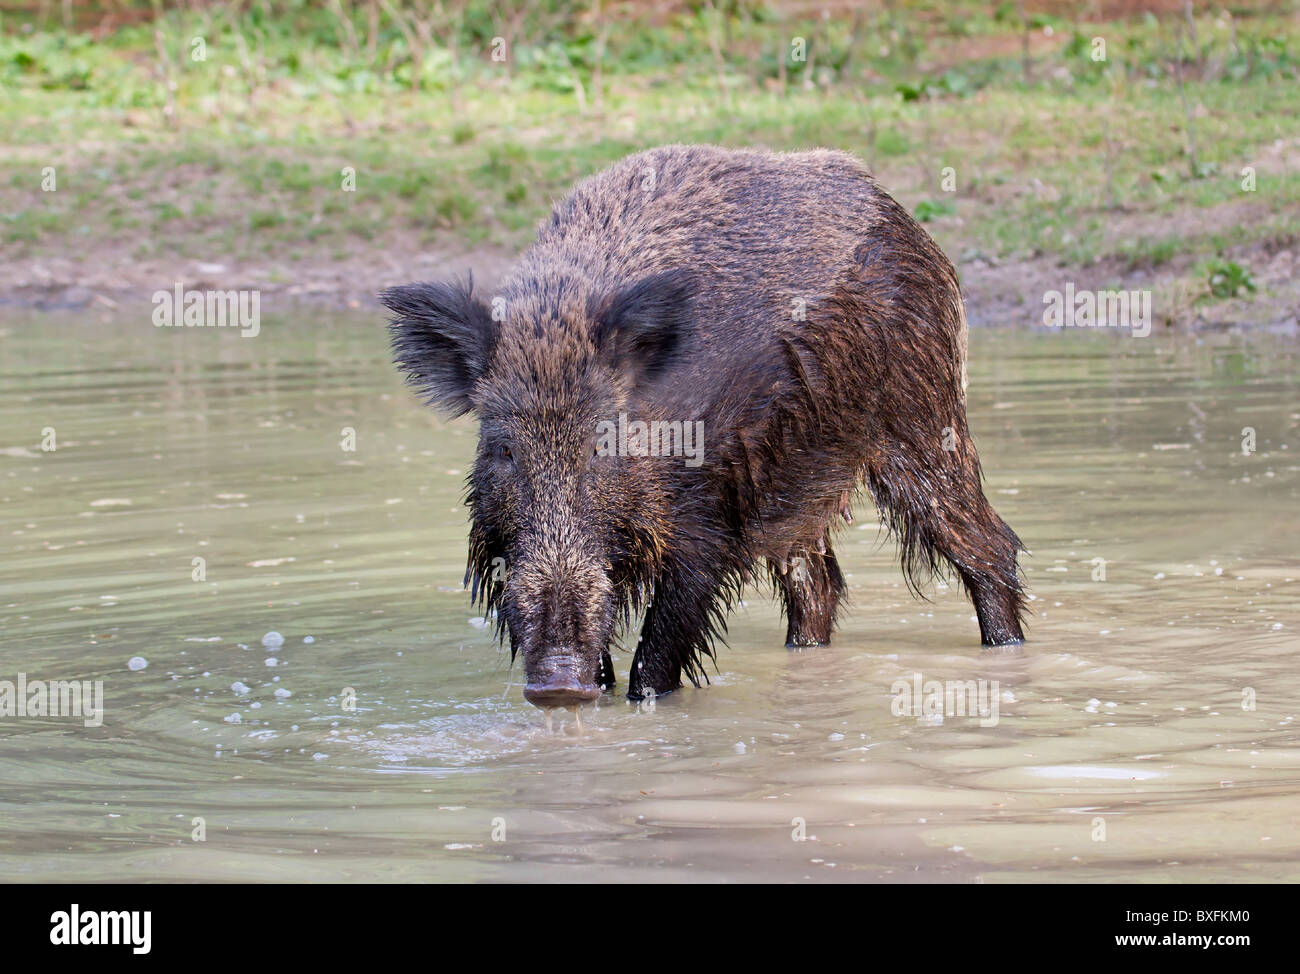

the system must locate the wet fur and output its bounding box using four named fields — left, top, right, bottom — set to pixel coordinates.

left=386, top=144, right=1027, bottom=700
